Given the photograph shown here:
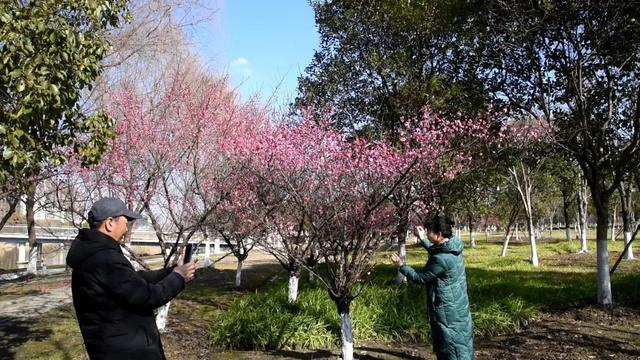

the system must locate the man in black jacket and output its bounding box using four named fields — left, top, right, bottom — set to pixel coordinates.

left=66, top=197, right=196, bottom=360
